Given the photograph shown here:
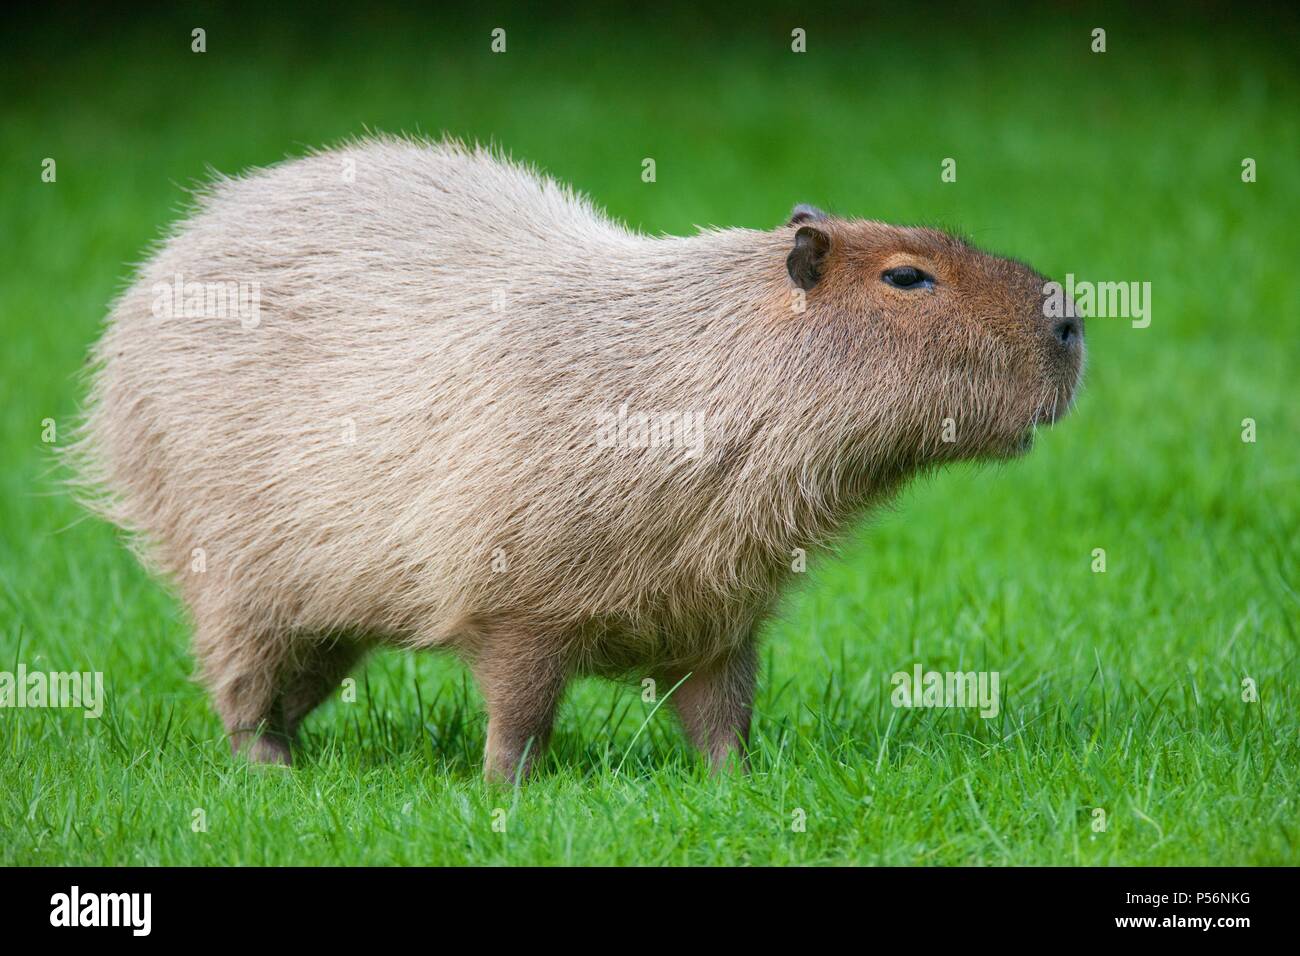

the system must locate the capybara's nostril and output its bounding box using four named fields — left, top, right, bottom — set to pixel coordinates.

left=1053, top=317, right=1080, bottom=346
